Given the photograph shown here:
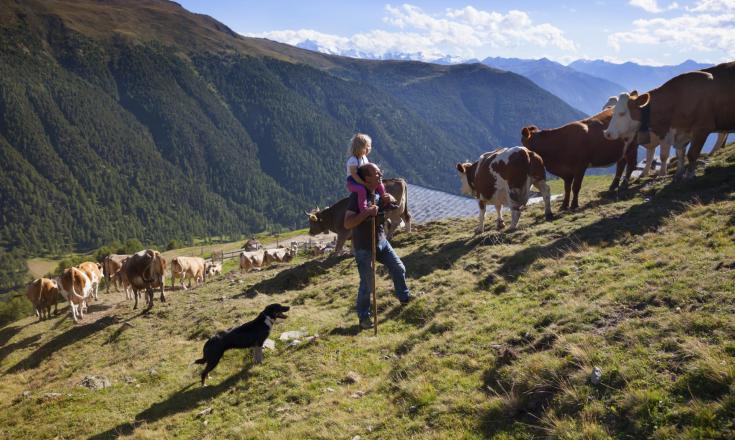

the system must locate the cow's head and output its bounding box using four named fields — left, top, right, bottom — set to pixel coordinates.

left=456, top=162, right=474, bottom=196
left=520, top=125, right=540, bottom=149
left=305, top=208, right=327, bottom=235
left=603, top=91, right=649, bottom=142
